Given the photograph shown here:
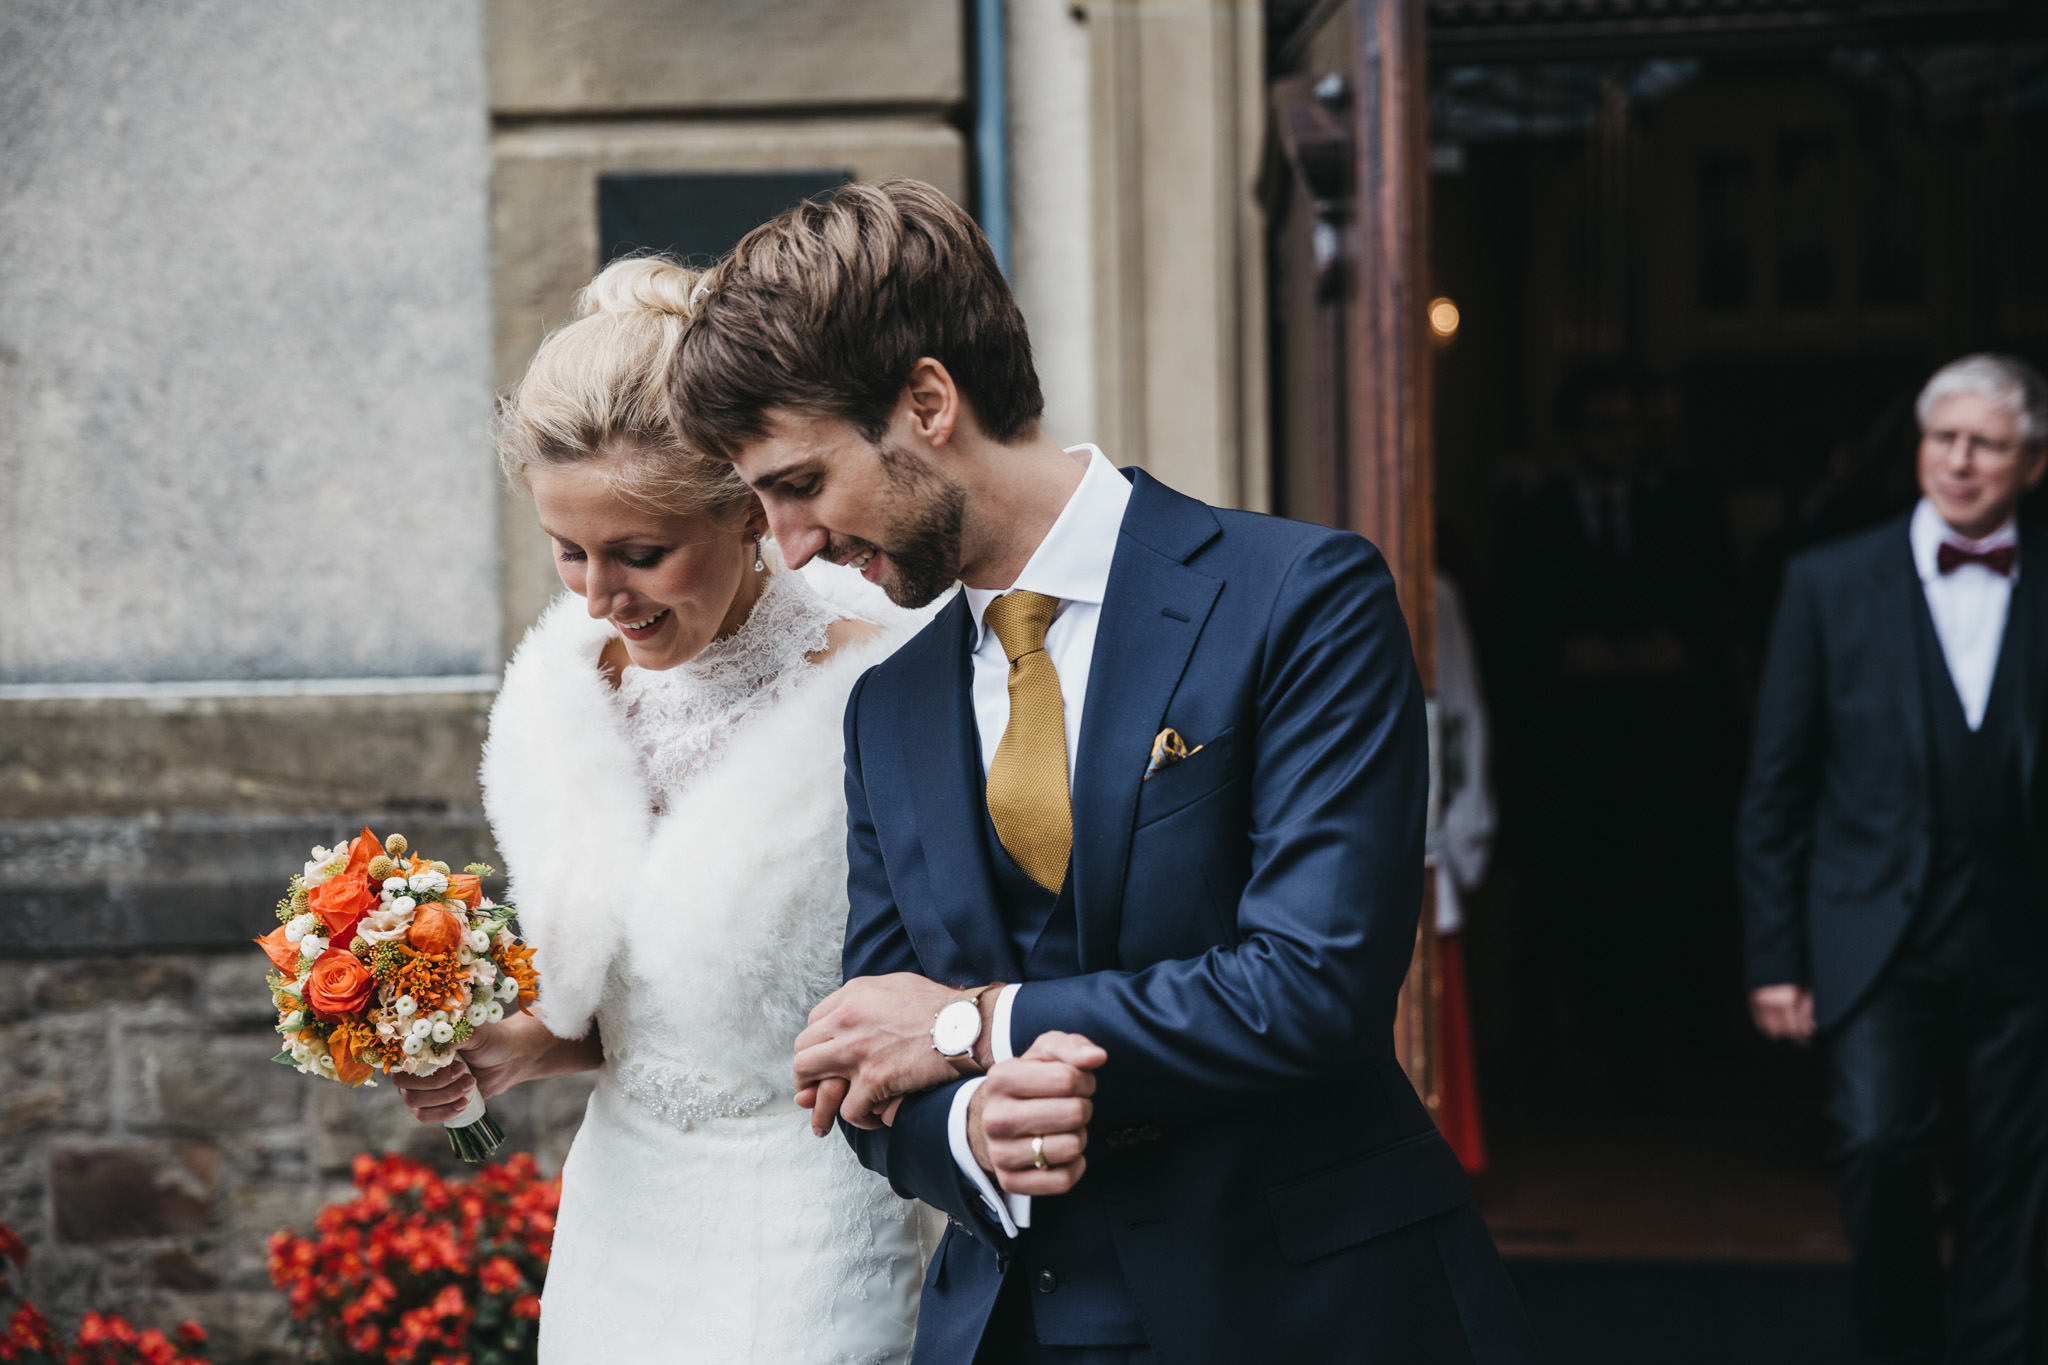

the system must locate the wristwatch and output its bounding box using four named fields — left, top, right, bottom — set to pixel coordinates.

left=931, top=984, right=997, bottom=1075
